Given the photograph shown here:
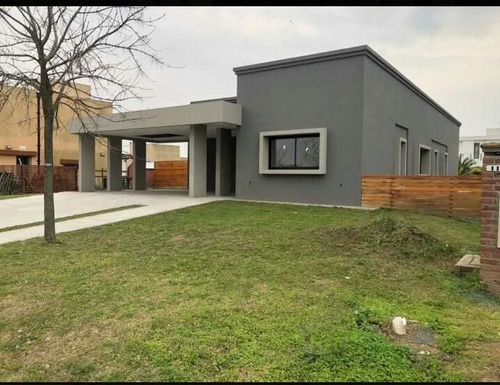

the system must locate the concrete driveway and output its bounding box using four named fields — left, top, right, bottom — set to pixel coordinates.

left=0, top=190, right=223, bottom=244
